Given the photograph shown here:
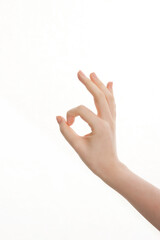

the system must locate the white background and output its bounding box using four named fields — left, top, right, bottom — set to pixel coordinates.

left=0, top=0, right=160, bottom=239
